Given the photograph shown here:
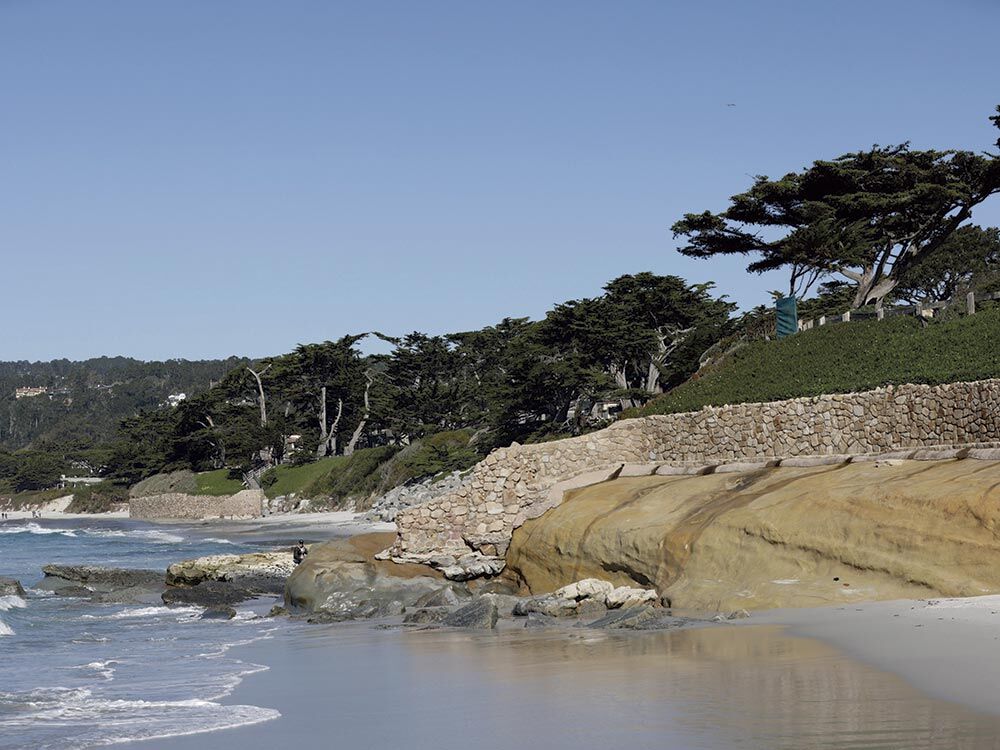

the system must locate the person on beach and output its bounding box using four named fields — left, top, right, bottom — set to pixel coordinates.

left=293, top=541, right=308, bottom=565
